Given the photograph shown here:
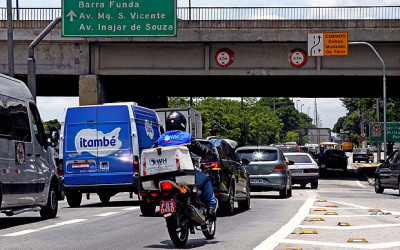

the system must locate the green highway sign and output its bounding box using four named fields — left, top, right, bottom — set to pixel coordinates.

left=369, top=122, right=400, bottom=142
left=62, top=0, right=177, bottom=37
